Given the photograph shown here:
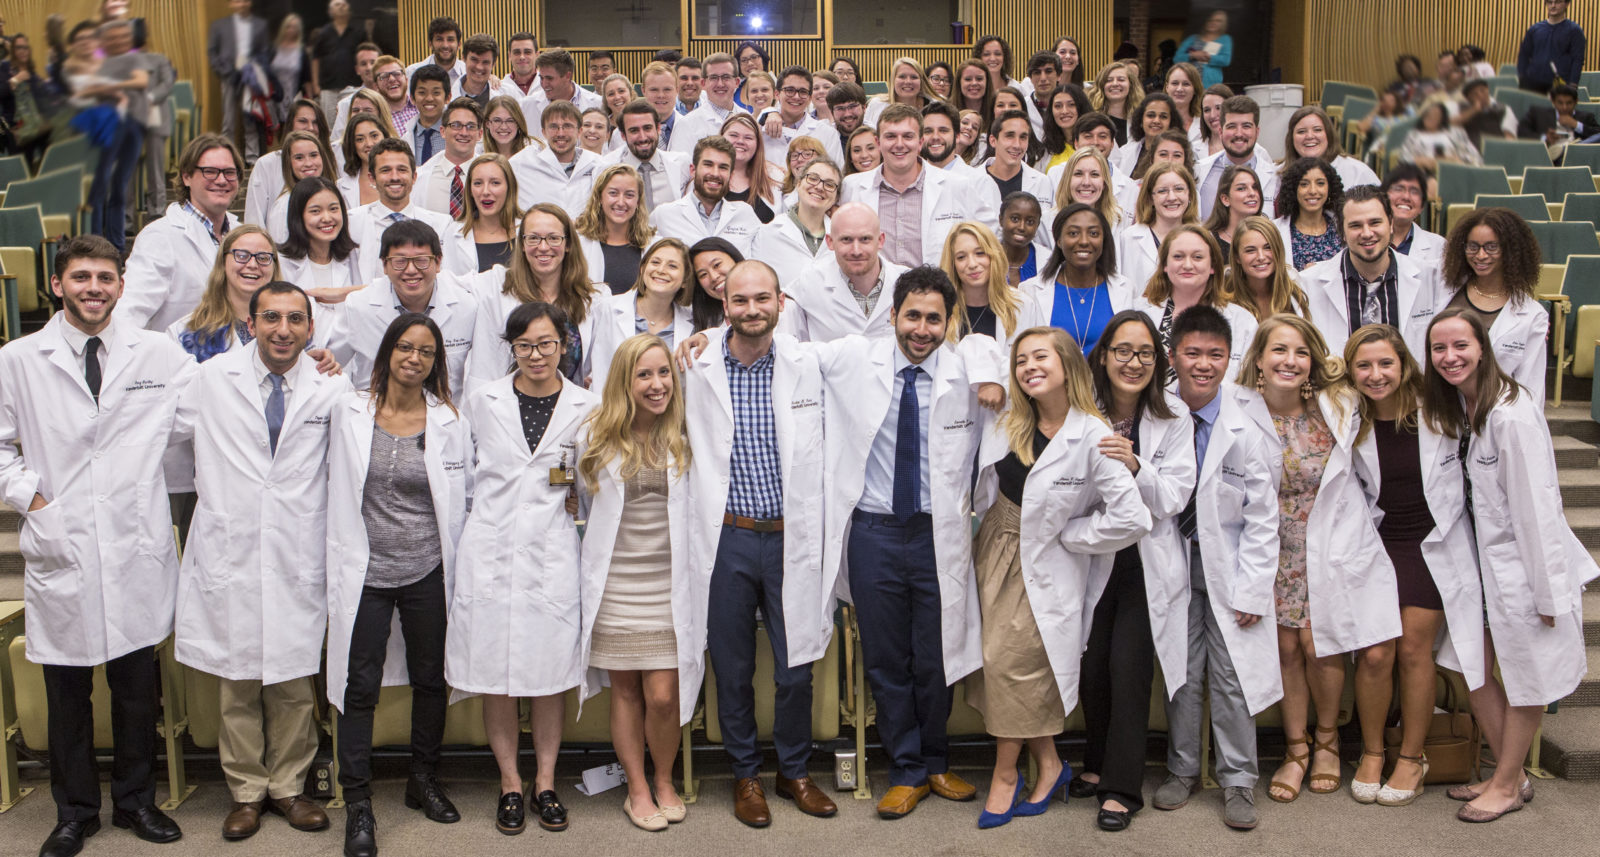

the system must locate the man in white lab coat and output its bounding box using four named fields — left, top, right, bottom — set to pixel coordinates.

left=518, top=47, right=603, bottom=143
left=598, top=99, right=690, bottom=214
left=780, top=203, right=907, bottom=341
left=667, top=52, right=748, bottom=155
left=649, top=135, right=761, bottom=255
left=345, top=137, right=456, bottom=286
left=760, top=66, right=845, bottom=169
left=0, top=235, right=195, bottom=857
left=172, top=282, right=348, bottom=841
left=509, top=100, right=602, bottom=218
